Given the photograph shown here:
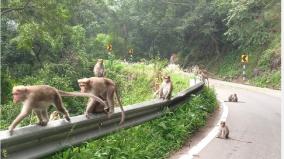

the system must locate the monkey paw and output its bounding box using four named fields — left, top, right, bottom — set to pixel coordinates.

left=64, top=116, right=71, bottom=122
left=8, top=127, right=14, bottom=135
left=85, top=113, right=91, bottom=119
left=104, top=107, right=110, bottom=112
left=37, top=121, right=48, bottom=126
